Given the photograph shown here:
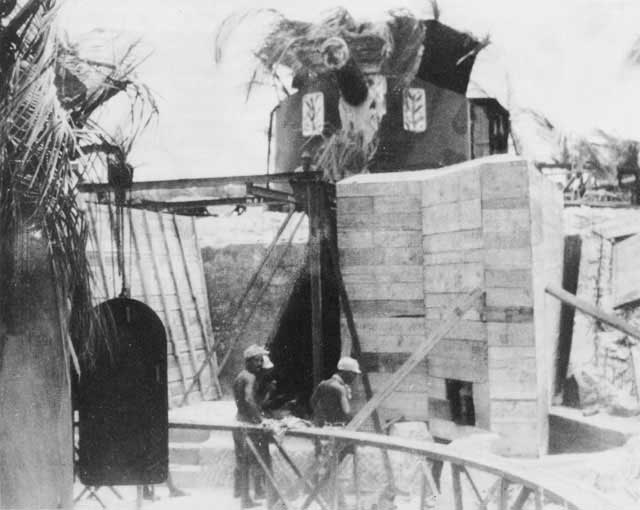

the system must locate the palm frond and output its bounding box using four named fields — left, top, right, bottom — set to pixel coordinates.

left=216, top=7, right=426, bottom=98
left=0, top=0, right=156, bottom=370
